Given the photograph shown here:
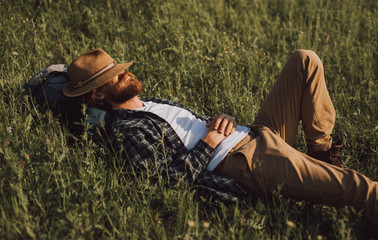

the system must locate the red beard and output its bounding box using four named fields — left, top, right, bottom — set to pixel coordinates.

left=106, top=76, right=143, bottom=104
left=88, top=72, right=143, bottom=111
